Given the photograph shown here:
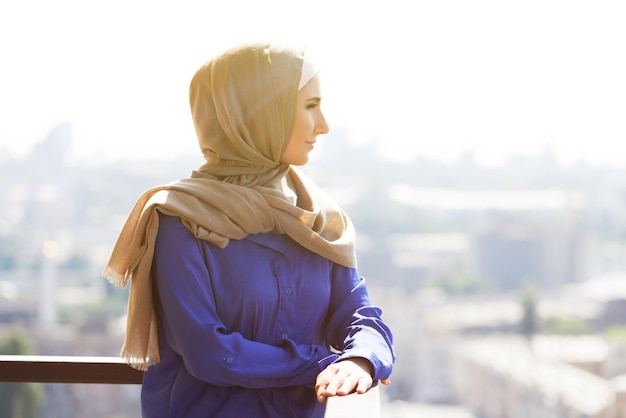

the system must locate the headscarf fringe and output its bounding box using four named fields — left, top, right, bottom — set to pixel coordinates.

left=102, top=266, right=129, bottom=288
left=120, top=352, right=157, bottom=371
